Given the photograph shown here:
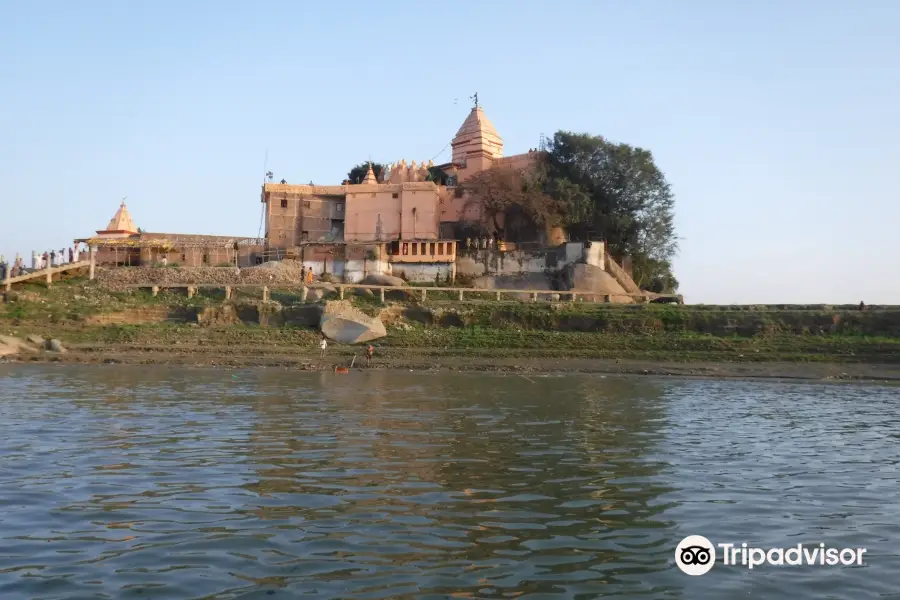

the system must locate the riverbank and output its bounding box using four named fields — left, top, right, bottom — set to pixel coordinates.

left=8, top=345, right=900, bottom=382
left=3, top=277, right=900, bottom=382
